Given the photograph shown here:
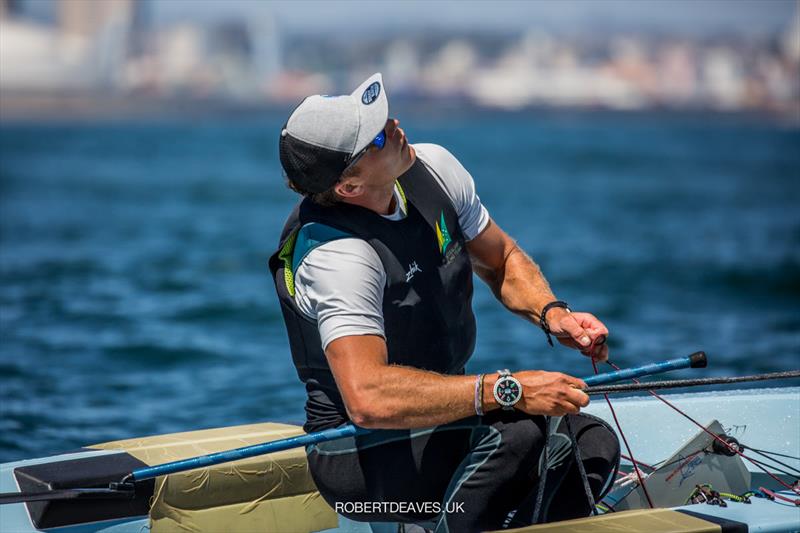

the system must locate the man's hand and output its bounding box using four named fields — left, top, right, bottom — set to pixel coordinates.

left=512, top=370, right=590, bottom=416
left=547, top=310, right=609, bottom=361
